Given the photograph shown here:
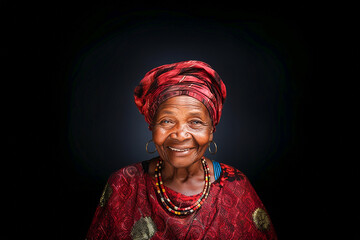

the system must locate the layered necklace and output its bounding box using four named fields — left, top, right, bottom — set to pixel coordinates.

left=154, top=157, right=211, bottom=215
